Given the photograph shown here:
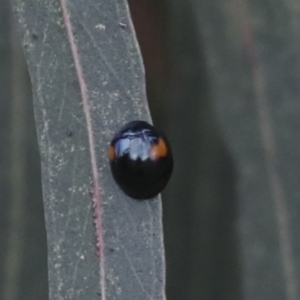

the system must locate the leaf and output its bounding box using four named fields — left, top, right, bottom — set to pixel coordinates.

left=0, top=2, right=48, bottom=300
left=11, top=0, right=166, bottom=299
left=186, top=0, right=300, bottom=299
